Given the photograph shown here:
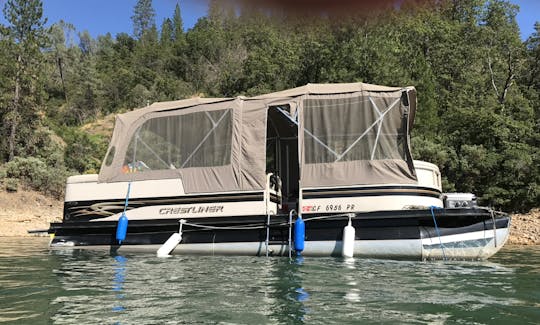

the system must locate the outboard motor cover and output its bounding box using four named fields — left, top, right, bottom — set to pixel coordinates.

left=443, top=193, right=477, bottom=208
